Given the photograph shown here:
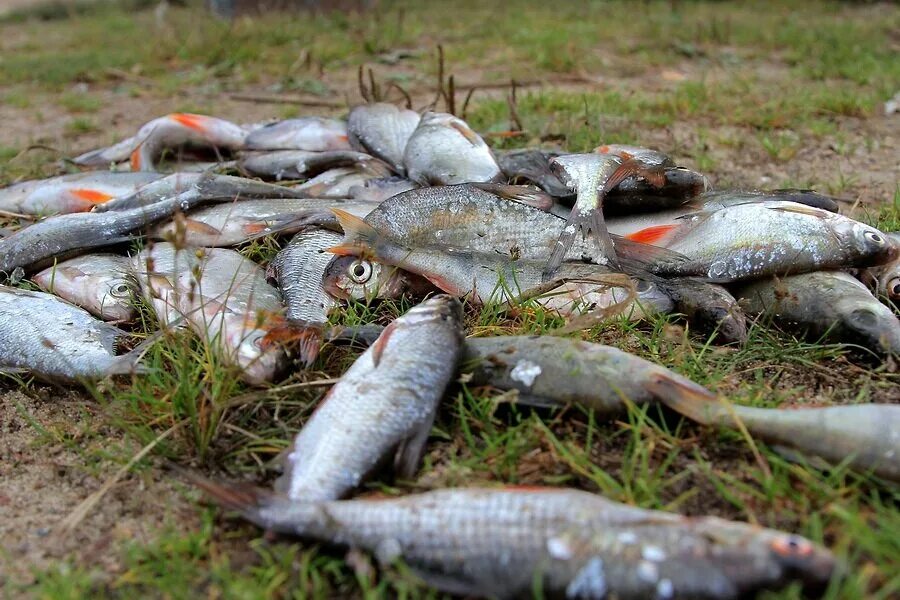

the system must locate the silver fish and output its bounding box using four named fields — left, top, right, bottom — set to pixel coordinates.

left=347, top=102, right=420, bottom=175
left=268, top=228, right=342, bottom=325
left=594, top=143, right=676, bottom=168
left=193, top=482, right=836, bottom=599
left=322, top=256, right=437, bottom=302
left=861, top=231, right=900, bottom=306
left=243, top=117, right=351, bottom=152
left=278, top=296, right=464, bottom=500
left=0, top=285, right=146, bottom=381
left=403, top=112, right=502, bottom=185
left=238, top=150, right=378, bottom=181
left=733, top=270, right=900, bottom=354
left=605, top=167, right=710, bottom=212
left=656, top=277, right=748, bottom=344
left=0, top=172, right=162, bottom=215
left=347, top=176, right=418, bottom=202
left=33, top=254, right=135, bottom=321
left=293, top=164, right=394, bottom=198
left=131, top=243, right=285, bottom=384
left=496, top=148, right=570, bottom=197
